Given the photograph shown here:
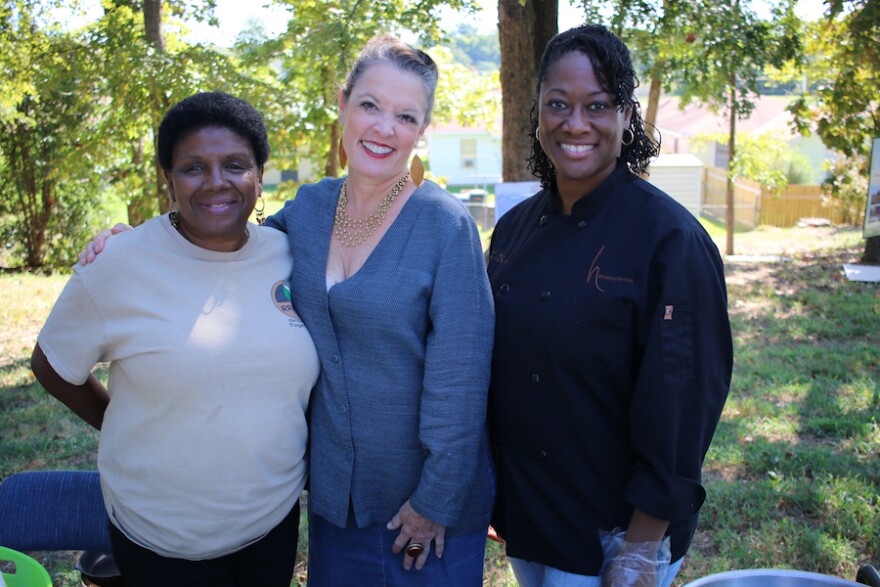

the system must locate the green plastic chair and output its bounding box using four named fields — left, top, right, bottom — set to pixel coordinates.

left=0, top=547, right=51, bottom=587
